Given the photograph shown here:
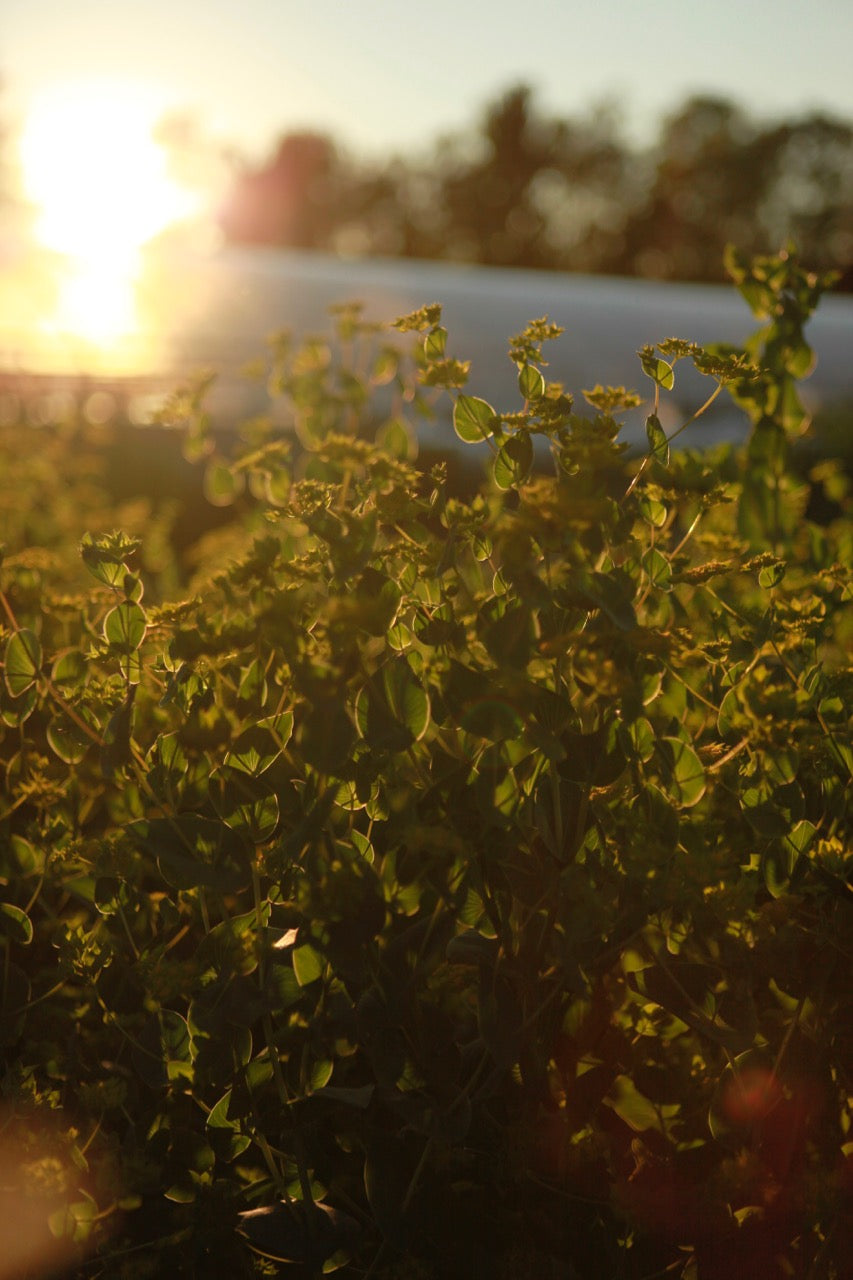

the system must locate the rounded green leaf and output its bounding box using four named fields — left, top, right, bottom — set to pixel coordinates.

left=460, top=698, right=524, bottom=742
left=204, top=459, right=245, bottom=508
left=645, top=413, right=670, bottom=466
left=784, top=818, right=816, bottom=858
left=424, top=325, right=447, bottom=360
left=625, top=716, right=655, bottom=763
left=51, top=649, right=87, bottom=688
left=131, top=1010, right=191, bottom=1088
left=642, top=548, right=672, bottom=591
left=518, top=363, right=545, bottom=400
left=4, top=630, right=41, bottom=697
left=293, top=942, right=323, bottom=986
left=355, top=659, right=430, bottom=751
left=80, top=533, right=129, bottom=587
left=784, top=338, right=814, bottom=379
left=1, top=683, right=37, bottom=725
left=494, top=433, right=533, bottom=490
left=226, top=724, right=282, bottom=777
left=387, top=621, right=412, bottom=652
left=0, top=902, right=33, bottom=946
left=605, top=1074, right=671, bottom=1134
left=717, top=687, right=742, bottom=738
left=104, top=601, right=146, bottom=652
left=641, top=355, right=675, bottom=390
left=758, top=561, right=785, bottom=589
left=376, top=417, right=416, bottom=461
left=637, top=495, right=668, bottom=527
left=47, top=711, right=93, bottom=764
left=307, top=1057, right=334, bottom=1093
left=453, top=394, right=496, bottom=443
left=661, top=736, right=706, bottom=808
left=383, top=659, right=430, bottom=740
